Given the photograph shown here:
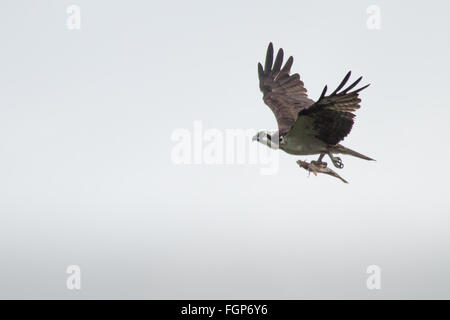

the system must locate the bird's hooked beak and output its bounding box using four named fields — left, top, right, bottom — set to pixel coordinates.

left=252, top=134, right=258, bottom=142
